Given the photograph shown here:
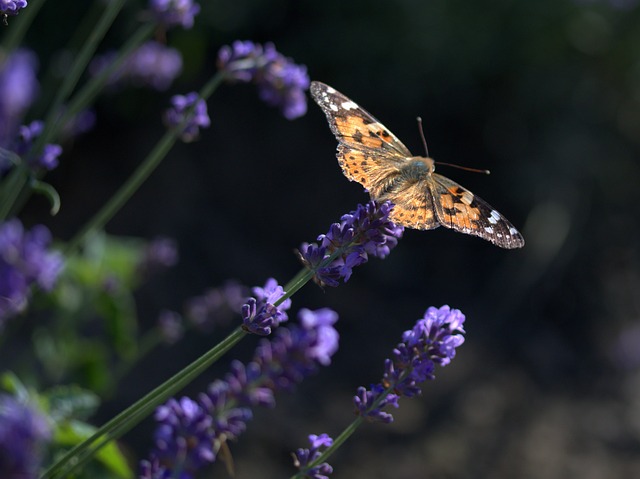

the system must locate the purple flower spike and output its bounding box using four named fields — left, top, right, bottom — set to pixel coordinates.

left=0, top=0, right=27, bottom=16
left=299, top=201, right=403, bottom=287
left=185, top=281, right=249, bottom=332
left=241, top=278, right=291, bottom=335
left=149, top=0, right=200, bottom=29
left=91, top=41, right=182, bottom=92
left=157, top=310, right=184, bottom=344
left=152, top=397, right=216, bottom=473
left=354, top=305, right=465, bottom=423
left=292, top=433, right=334, bottom=479
left=217, top=41, right=310, bottom=119
left=0, top=394, right=51, bottom=479
left=0, top=49, right=38, bottom=146
left=164, top=92, right=210, bottom=142
left=0, top=219, right=63, bottom=327
left=143, top=308, right=339, bottom=478
left=9, top=120, right=62, bottom=171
